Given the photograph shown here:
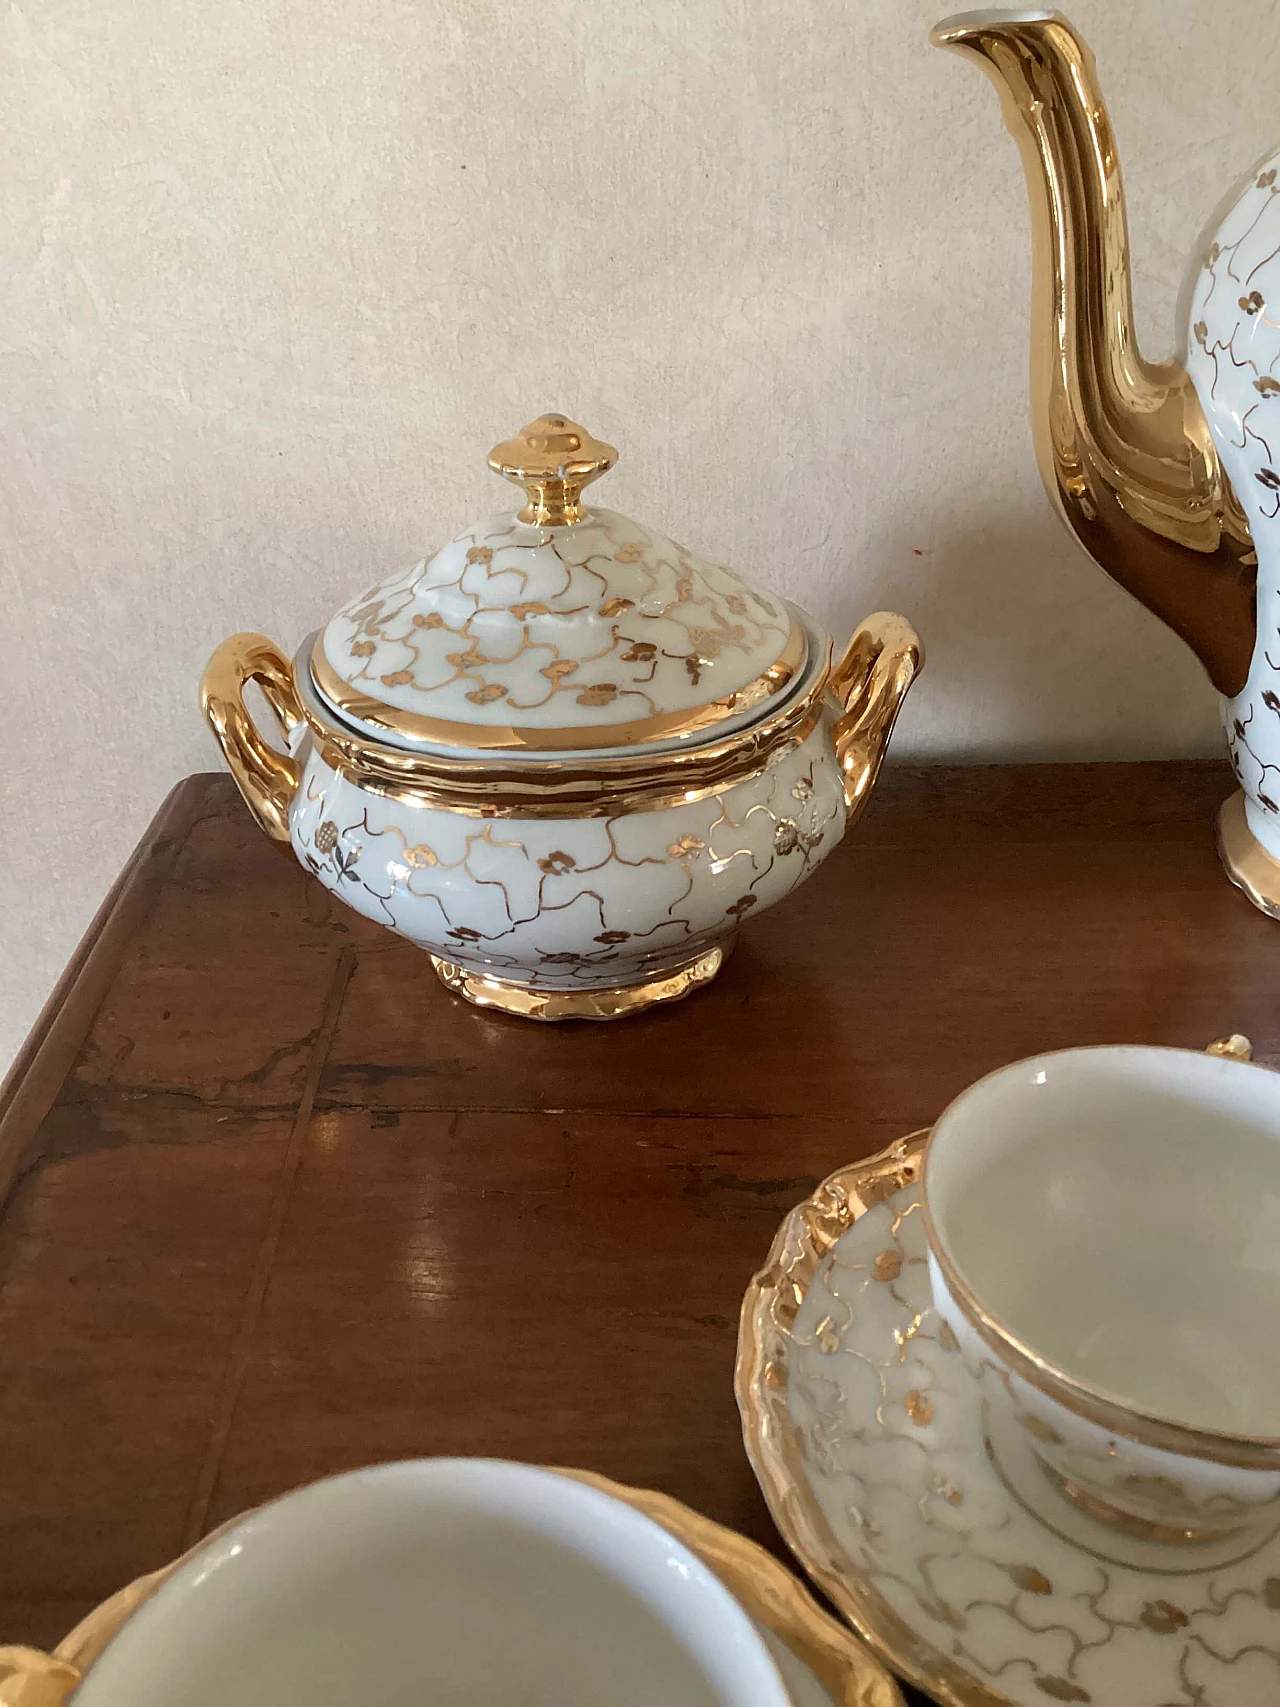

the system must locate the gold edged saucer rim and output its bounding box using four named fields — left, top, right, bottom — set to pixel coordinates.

left=43, top=1466, right=902, bottom=1707
left=735, top=1130, right=1024, bottom=1707
left=554, top=1469, right=904, bottom=1707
